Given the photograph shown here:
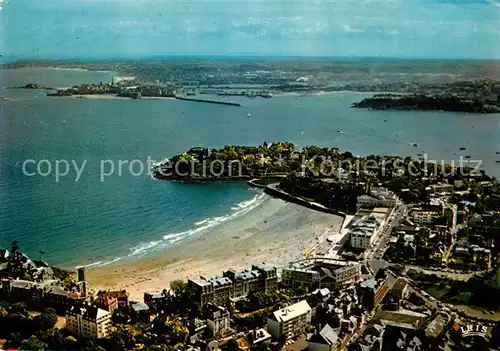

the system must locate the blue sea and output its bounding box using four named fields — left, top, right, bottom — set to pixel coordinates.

left=1, top=68, right=499, bottom=268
